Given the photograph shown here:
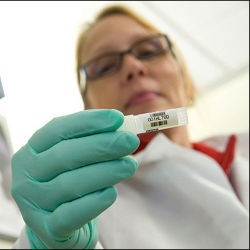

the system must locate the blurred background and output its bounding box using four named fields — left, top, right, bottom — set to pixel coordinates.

left=0, top=1, right=249, bottom=248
